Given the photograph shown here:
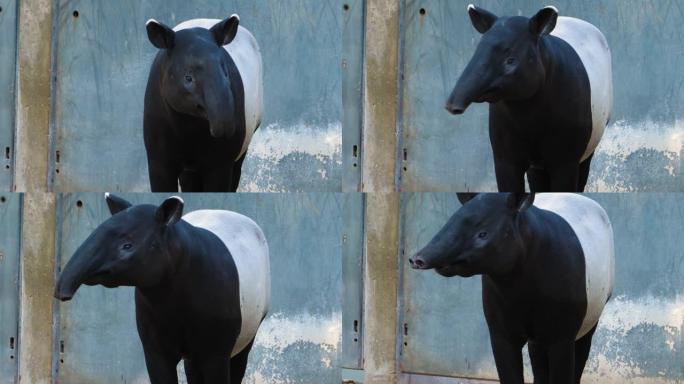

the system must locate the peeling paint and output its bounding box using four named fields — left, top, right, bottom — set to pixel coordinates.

left=240, top=122, right=342, bottom=192
left=583, top=294, right=684, bottom=382
left=244, top=312, right=342, bottom=384
left=587, top=120, right=684, bottom=191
